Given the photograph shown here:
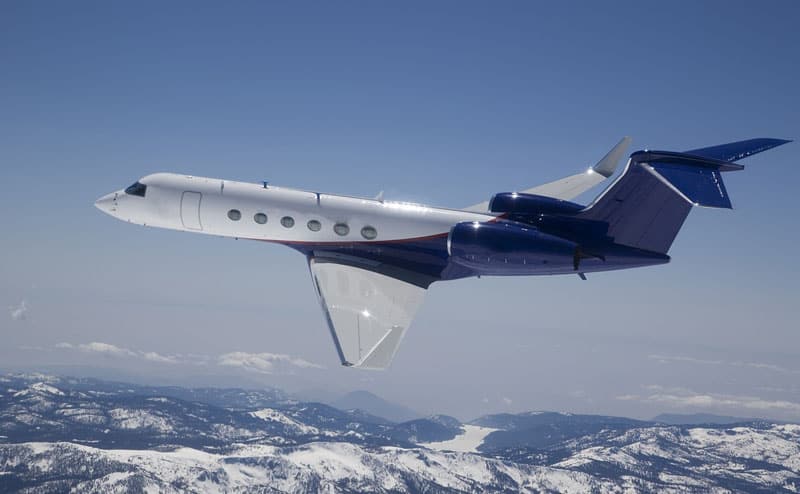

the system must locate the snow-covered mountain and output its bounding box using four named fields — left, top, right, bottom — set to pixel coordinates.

left=330, top=390, right=421, bottom=423
left=1, top=373, right=799, bottom=493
